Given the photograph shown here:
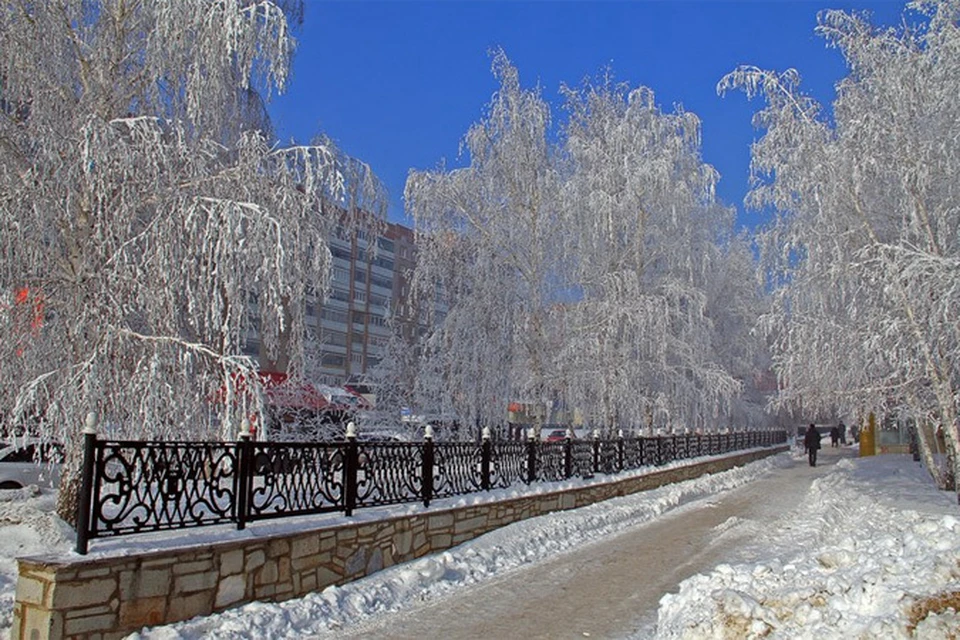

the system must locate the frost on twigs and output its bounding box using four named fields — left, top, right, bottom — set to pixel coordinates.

left=721, top=2, right=960, bottom=491
left=401, top=51, right=767, bottom=436
left=0, top=0, right=385, bottom=521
